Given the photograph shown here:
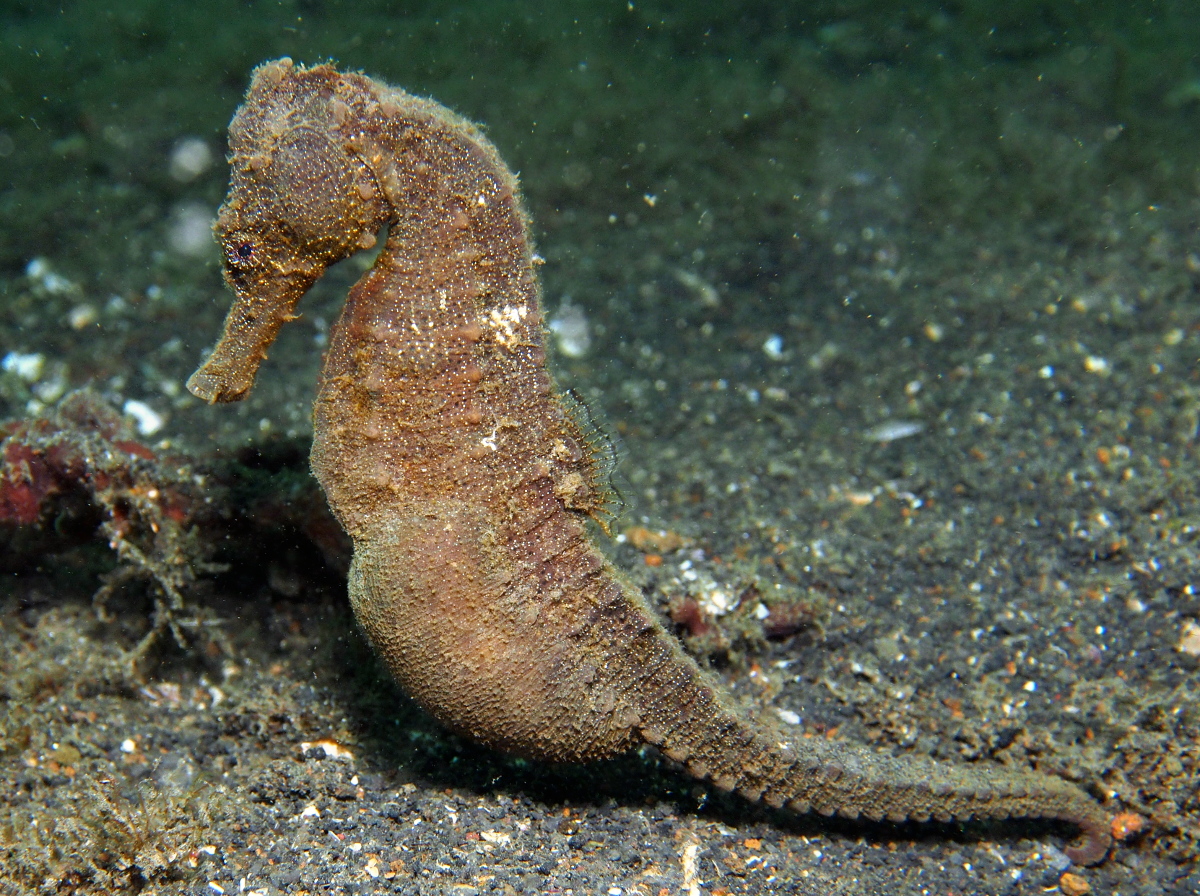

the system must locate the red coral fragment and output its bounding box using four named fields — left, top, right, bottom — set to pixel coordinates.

left=0, top=479, right=46, bottom=525
left=0, top=442, right=59, bottom=524
left=113, top=440, right=157, bottom=461
left=669, top=596, right=712, bottom=637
